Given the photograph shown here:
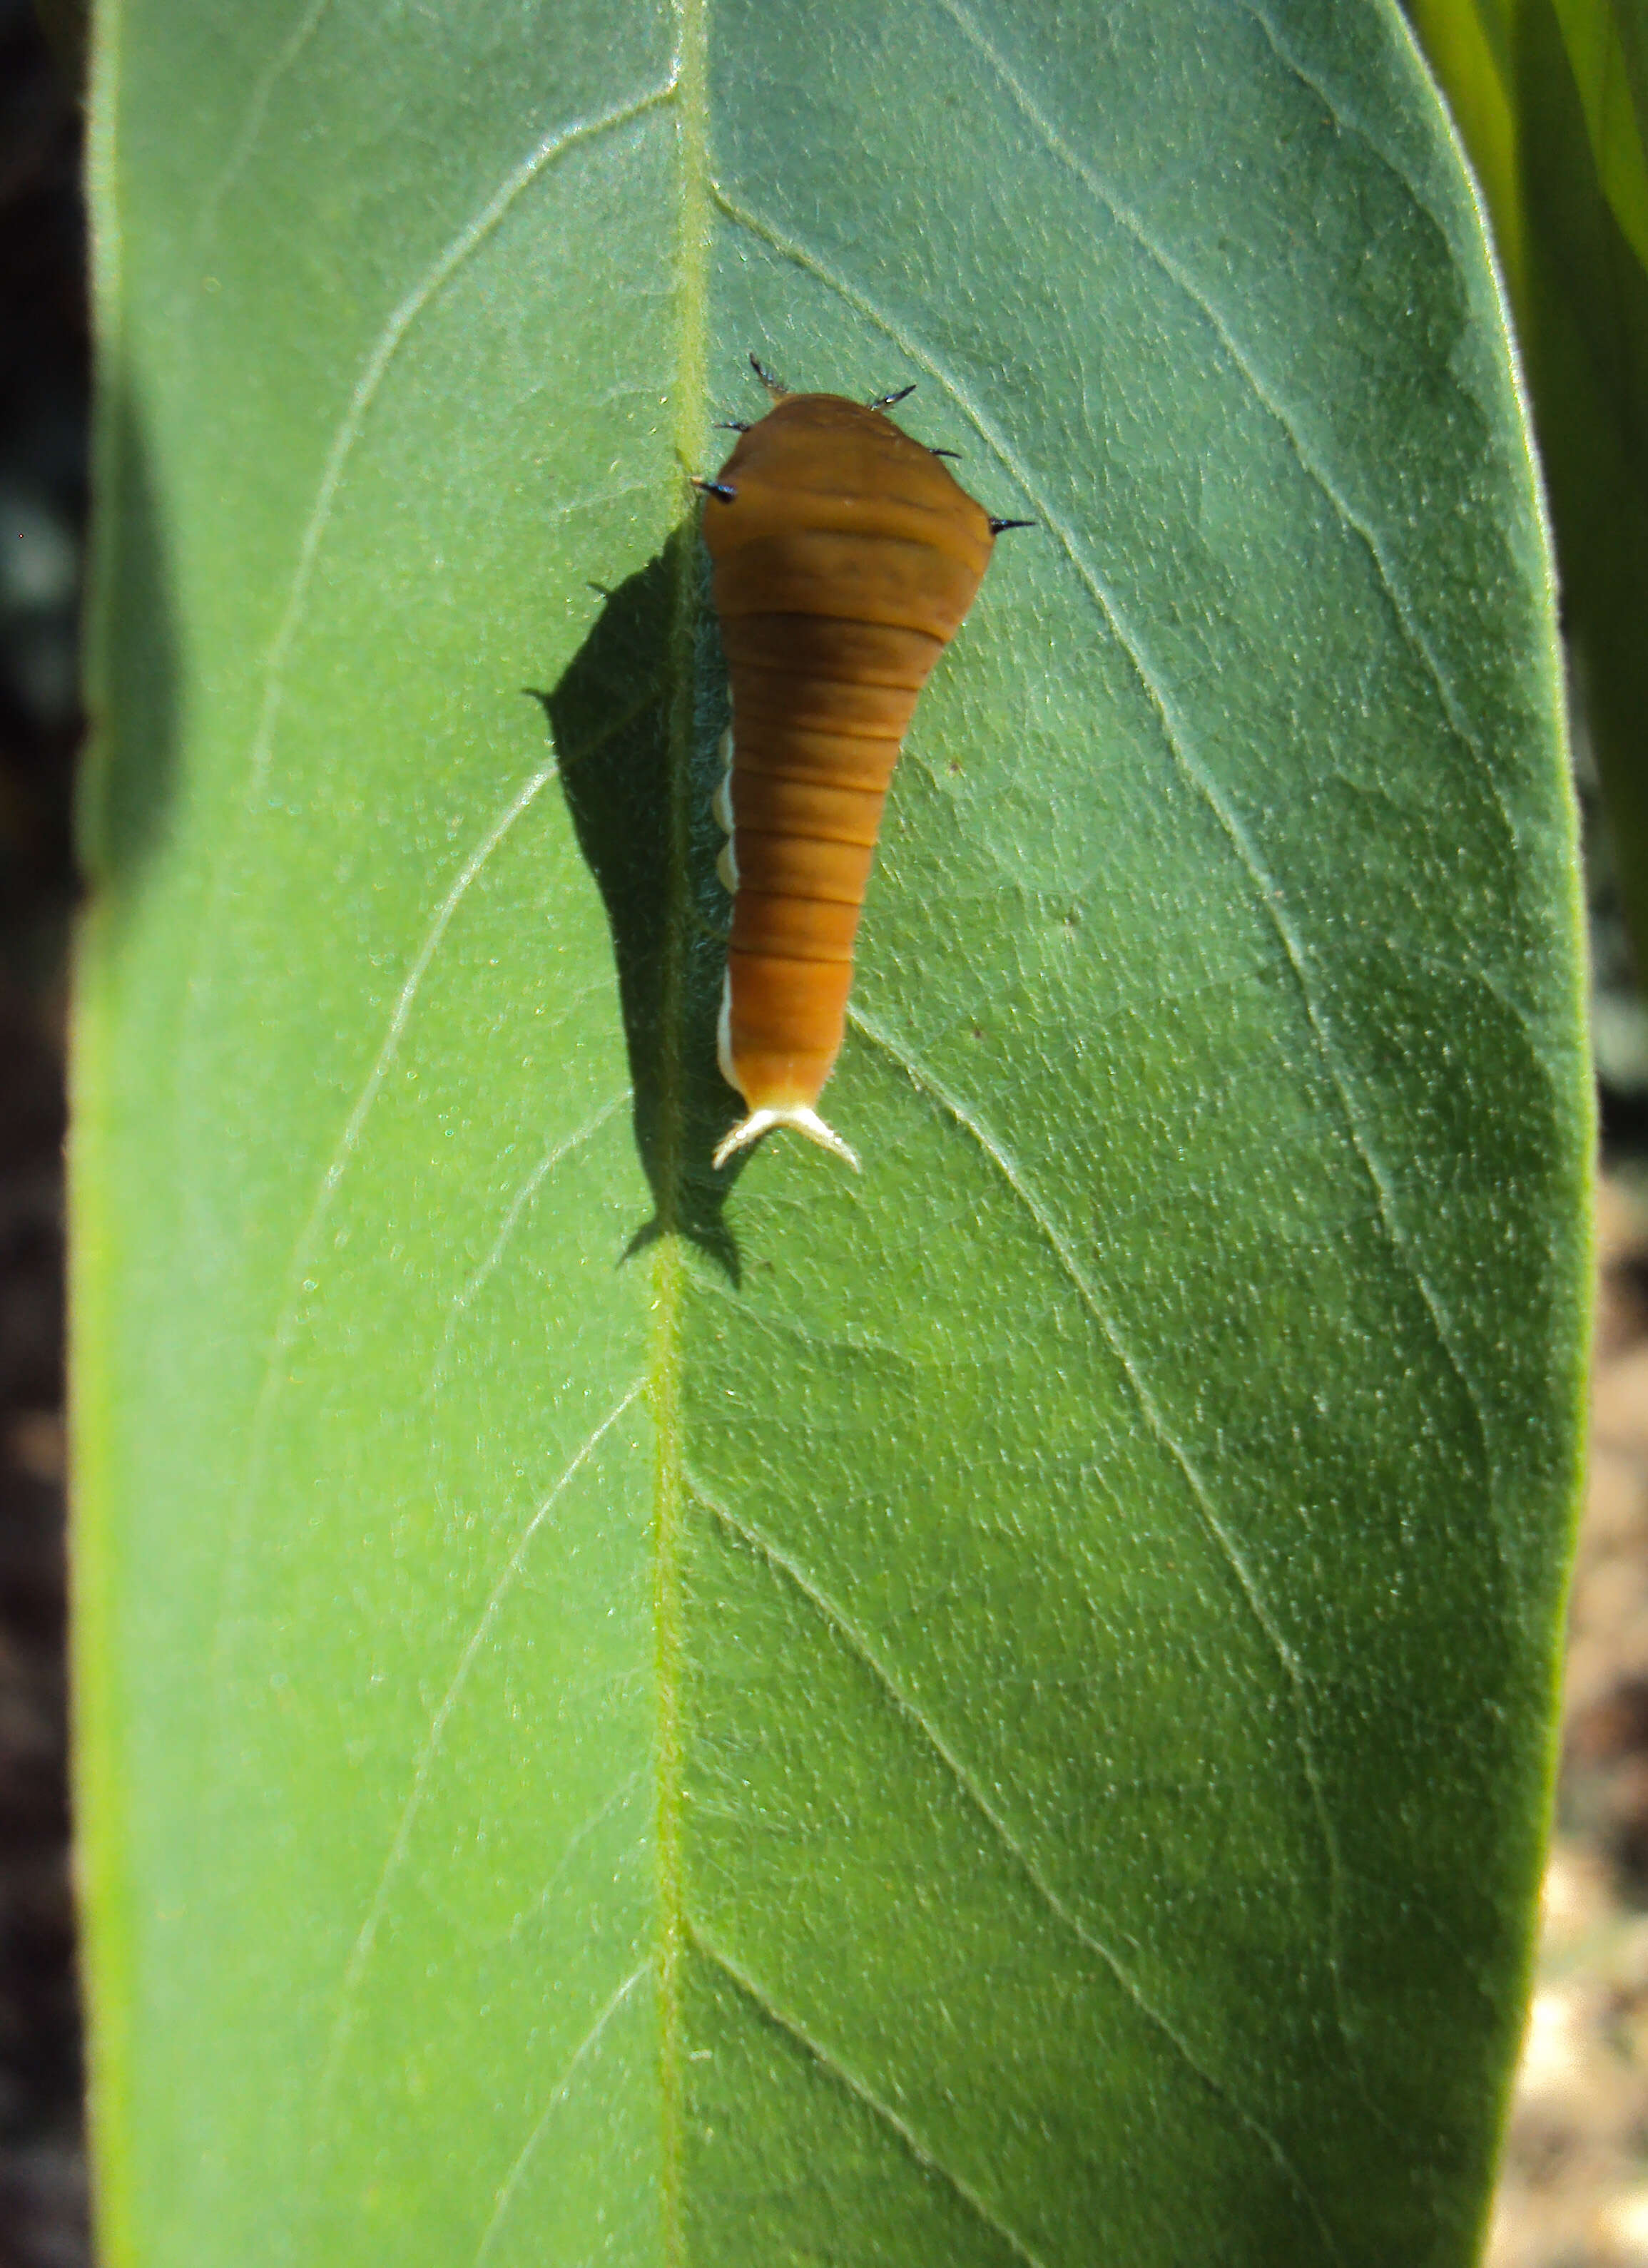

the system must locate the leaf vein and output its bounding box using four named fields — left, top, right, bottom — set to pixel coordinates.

left=925, top=0, right=1515, bottom=844
left=506, top=1769, right=648, bottom=1943
left=211, top=757, right=561, bottom=1691
left=850, top=1008, right=1329, bottom=1724
left=195, top=0, right=335, bottom=247
left=307, top=1378, right=648, bottom=2151
left=237, top=80, right=676, bottom=816
left=688, top=1926, right=1052, bottom=2268
left=472, top=1961, right=653, bottom=2266
left=686, top=1475, right=1343, bottom=2259
left=844, top=1005, right=1370, bottom=2075
left=549, top=679, right=669, bottom=775
left=1236, top=0, right=1454, bottom=242
left=425, top=1088, right=631, bottom=1398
